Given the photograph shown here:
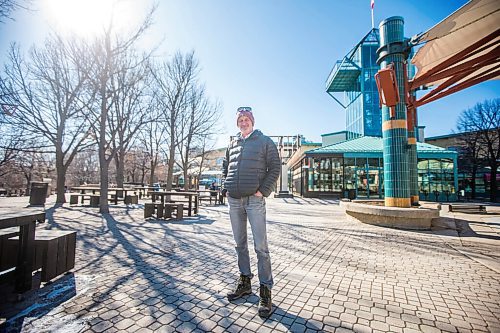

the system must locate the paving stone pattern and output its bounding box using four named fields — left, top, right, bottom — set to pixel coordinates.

left=0, top=196, right=499, bottom=332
